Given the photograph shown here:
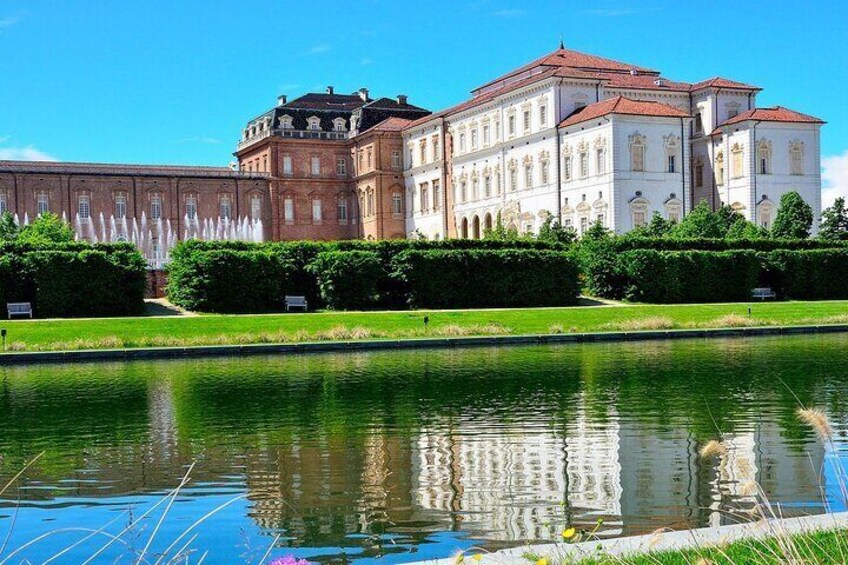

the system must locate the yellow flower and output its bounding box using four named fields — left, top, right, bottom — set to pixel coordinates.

left=562, top=527, right=576, bottom=539
left=454, top=552, right=464, bottom=564
left=536, top=558, right=549, bottom=565
left=473, top=555, right=483, bottom=562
